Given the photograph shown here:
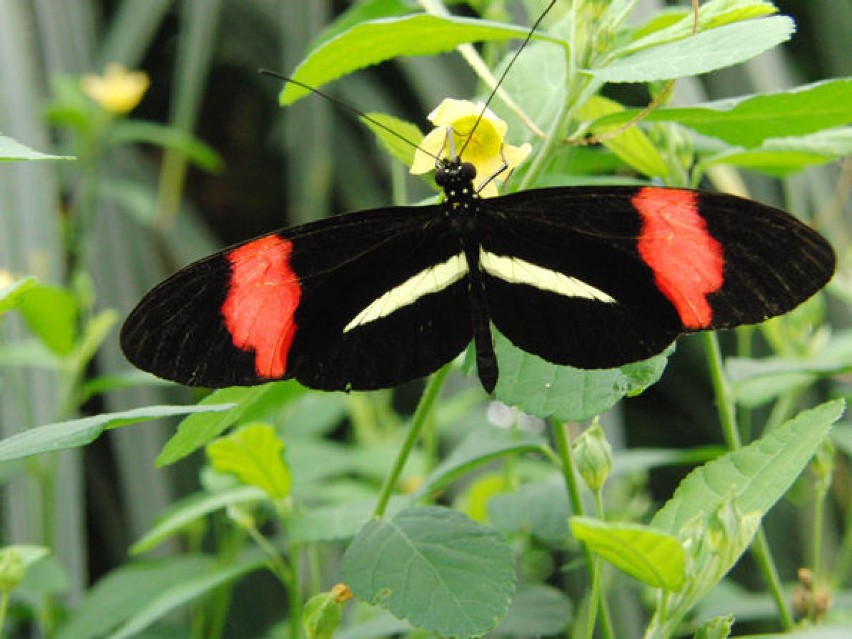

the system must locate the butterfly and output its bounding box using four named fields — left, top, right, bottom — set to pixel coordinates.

left=120, top=149, right=835, bottom=393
